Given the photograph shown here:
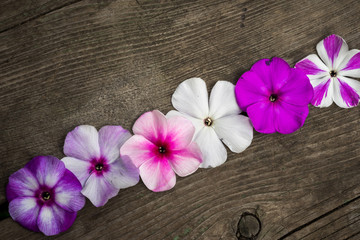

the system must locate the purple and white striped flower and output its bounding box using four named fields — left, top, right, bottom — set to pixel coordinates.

left=62, top=125, right=139, bottom=207
left=295, top=34, right=360, bottom=108
left=7, top=156, right=85, bottom=236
